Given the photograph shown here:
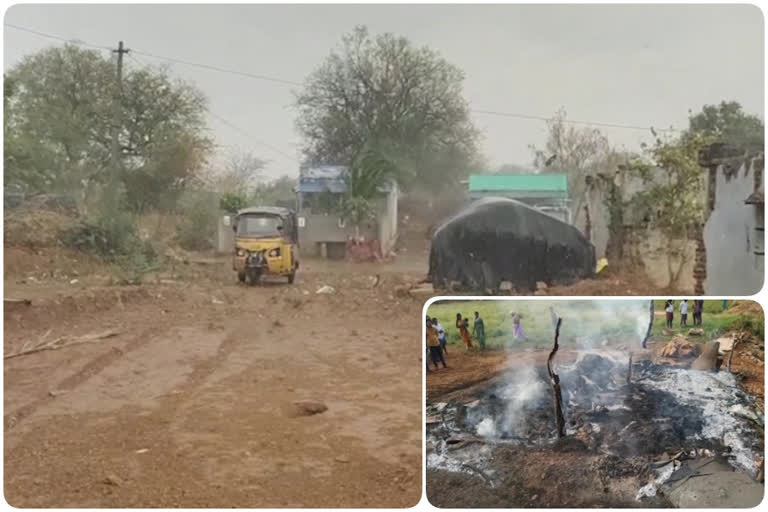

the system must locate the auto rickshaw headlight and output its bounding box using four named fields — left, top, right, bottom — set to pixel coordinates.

left=236, top=248, right=245, bottom=257
left=268, top=248, right=281, bottom=258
